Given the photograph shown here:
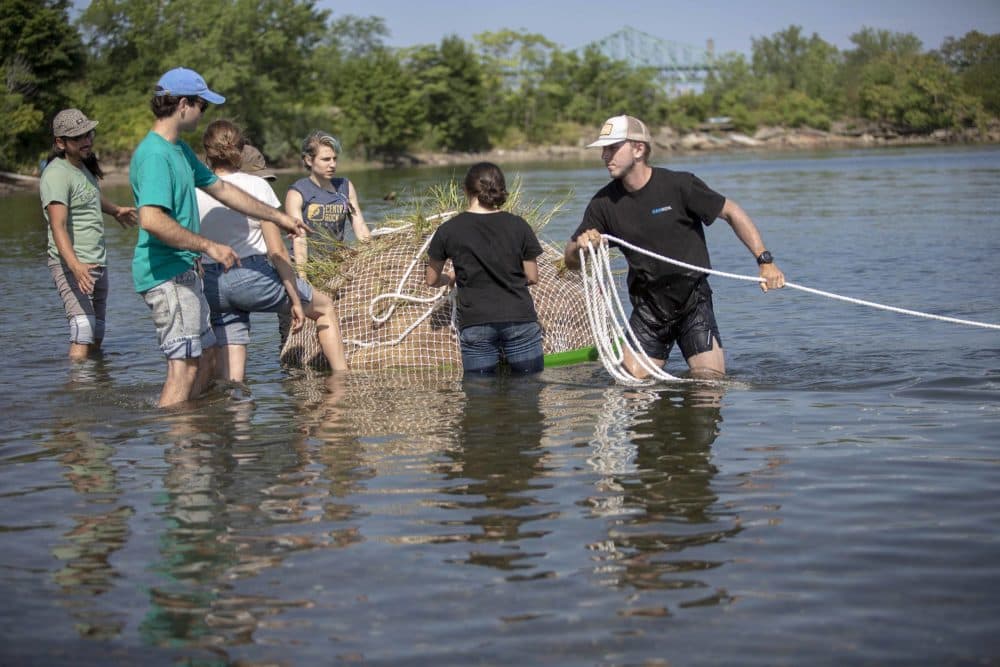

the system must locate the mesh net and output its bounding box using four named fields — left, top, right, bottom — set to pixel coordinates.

left=280, top=220, right=595, bottom=372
